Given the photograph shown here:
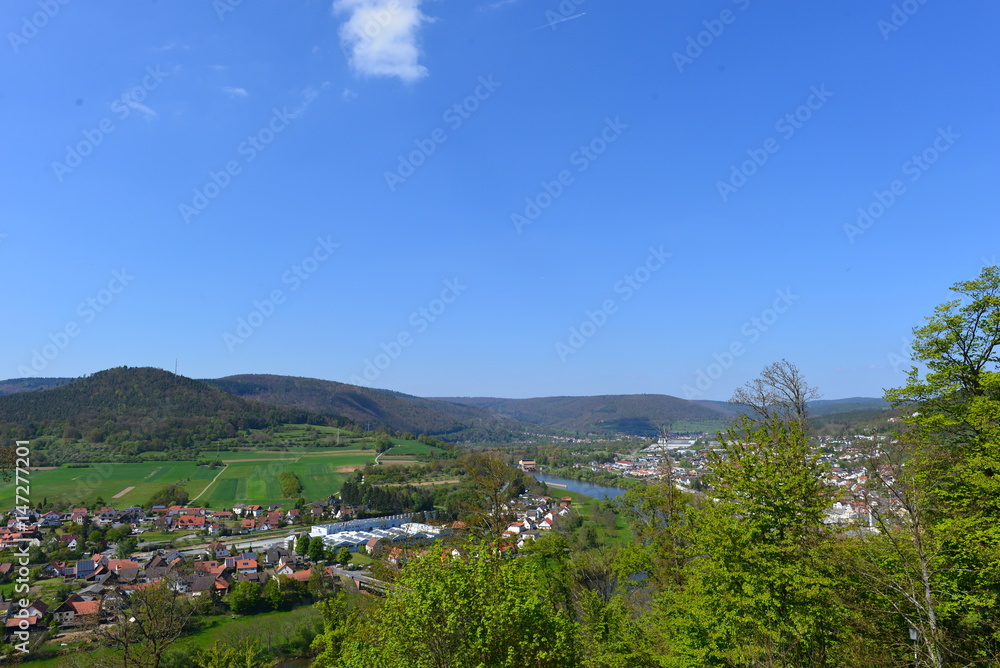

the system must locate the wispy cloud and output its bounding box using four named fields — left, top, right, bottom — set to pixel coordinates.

left=222, top=86, right=249, bottom=98
left=478, top=0, right=518, bottom=10
left=153, top=41, right=189, bottom=52
left=333, top=0, right=430, bottom=83
left=123, top=97, right=158, bottom=121
left=342, top=87, right=358, bottom=100
left=287, top=82, right=331, bottom=119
